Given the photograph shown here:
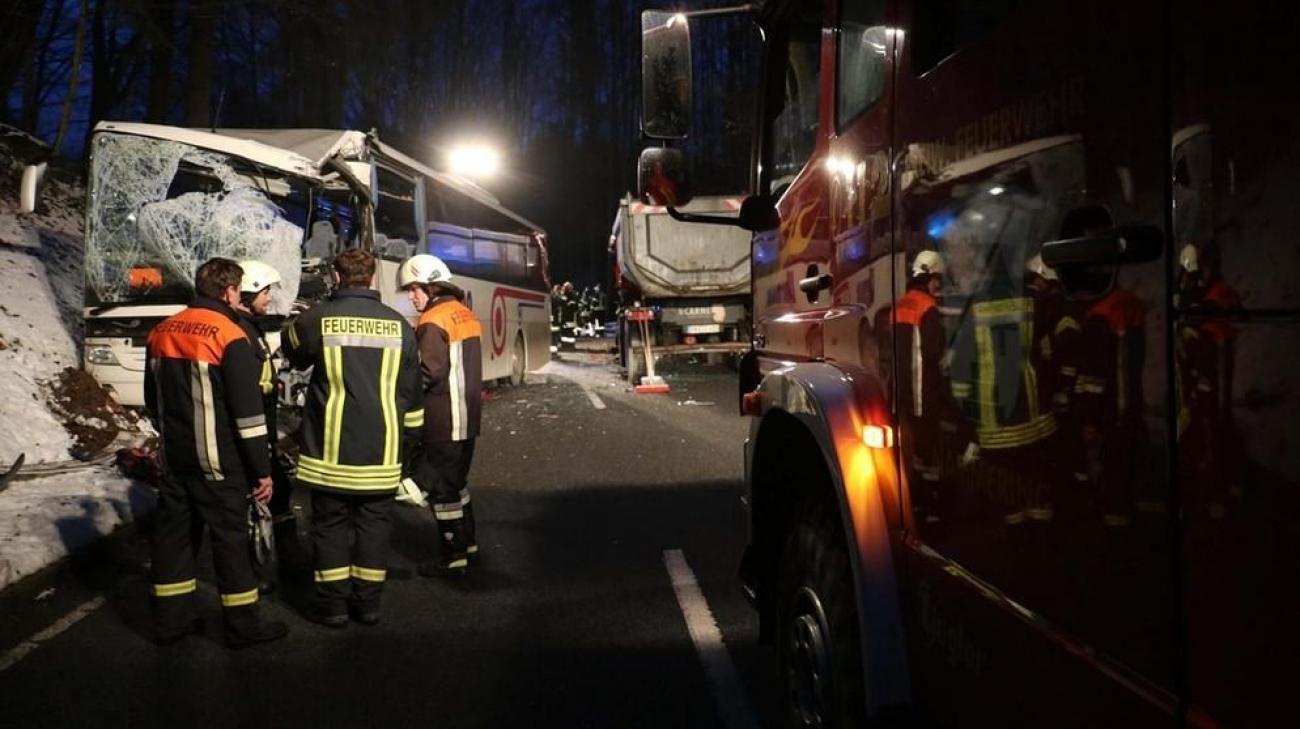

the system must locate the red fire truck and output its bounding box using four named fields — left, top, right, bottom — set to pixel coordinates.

left=639, top=1, right=1300, bottom=726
